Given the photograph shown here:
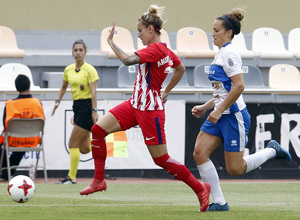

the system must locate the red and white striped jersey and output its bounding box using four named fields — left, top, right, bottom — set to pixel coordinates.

left=131, top=42, right=181, bottom=111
